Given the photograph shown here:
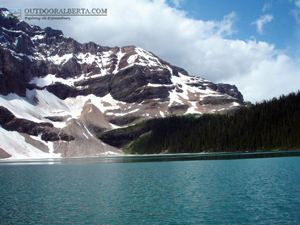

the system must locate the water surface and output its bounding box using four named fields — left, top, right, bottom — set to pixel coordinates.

left=1, top=155, right=300, bottom=224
